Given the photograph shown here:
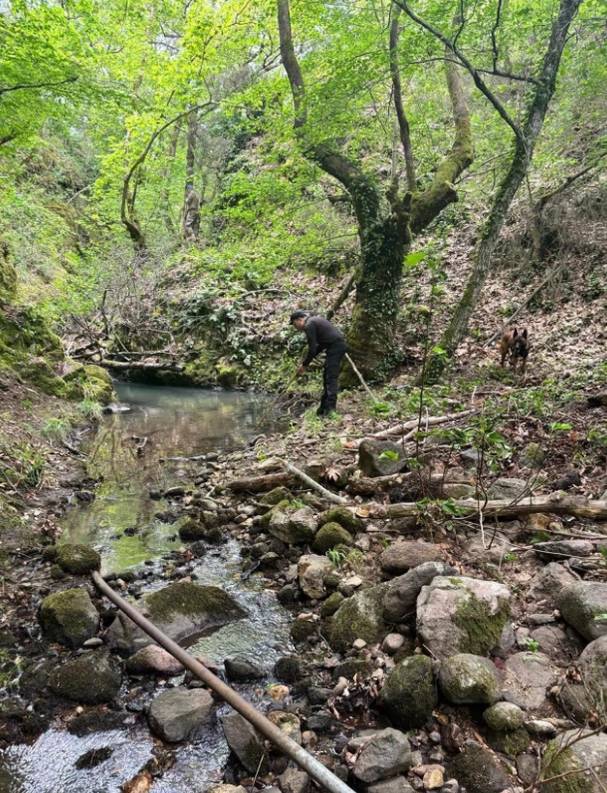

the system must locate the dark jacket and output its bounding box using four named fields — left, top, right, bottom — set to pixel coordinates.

left=302, top=316, right=345, bottom=366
